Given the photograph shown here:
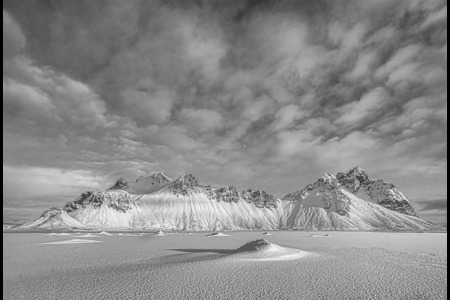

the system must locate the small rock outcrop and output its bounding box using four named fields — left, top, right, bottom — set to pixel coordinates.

left=236, top=239, right=272, bottom=252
